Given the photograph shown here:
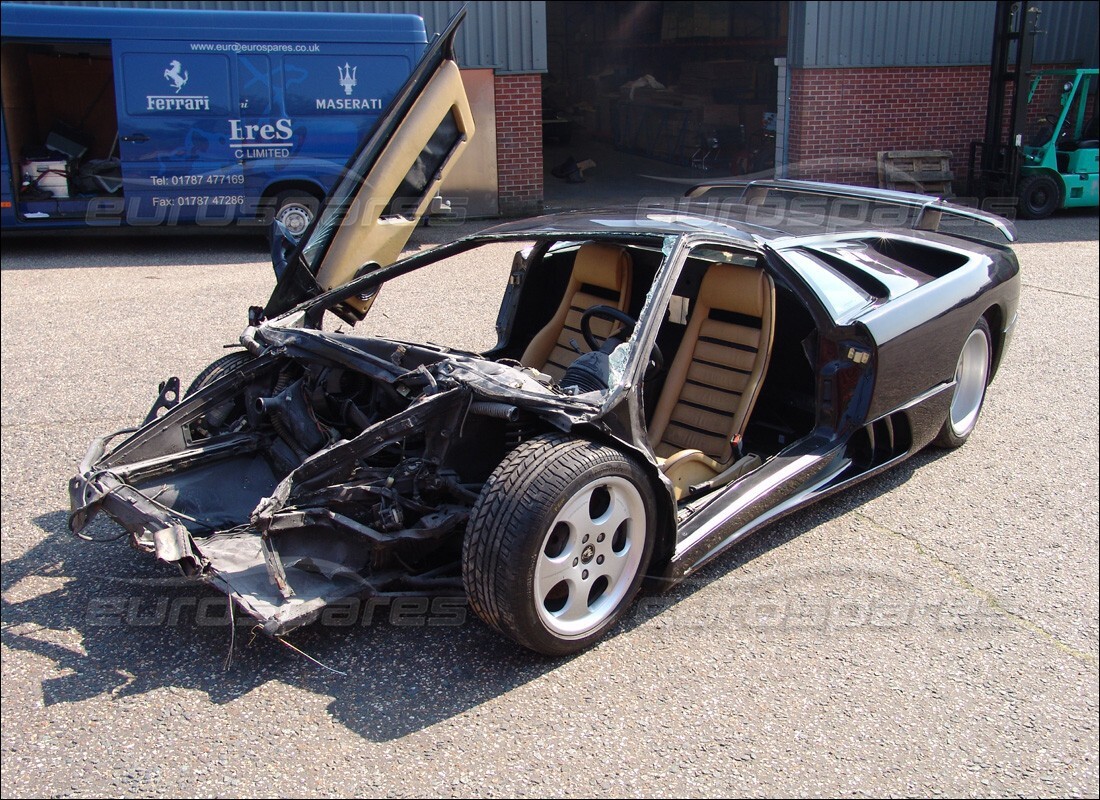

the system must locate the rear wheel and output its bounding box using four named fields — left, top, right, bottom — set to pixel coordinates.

left=463, top=434, right=655, bottom=656
left=1017, top=173, right=1061, bottom=220
left=934, top=318, right=992, bottom=448
left=272, top=190, right=320, bottom=238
